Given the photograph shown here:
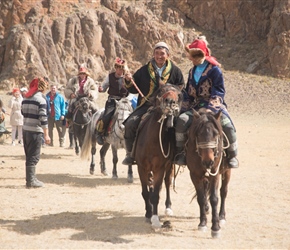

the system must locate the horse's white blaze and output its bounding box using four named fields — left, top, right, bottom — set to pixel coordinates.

left=165, top=208, right=173, bottom=216
left=151, top=215, right=161, bottom=228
